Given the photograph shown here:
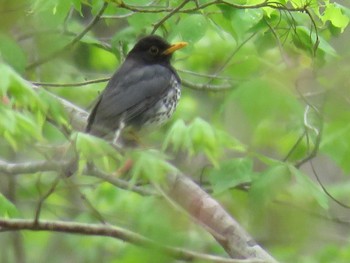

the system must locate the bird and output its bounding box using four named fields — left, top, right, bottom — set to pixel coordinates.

left=86, top=35, right=187, bottom=145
